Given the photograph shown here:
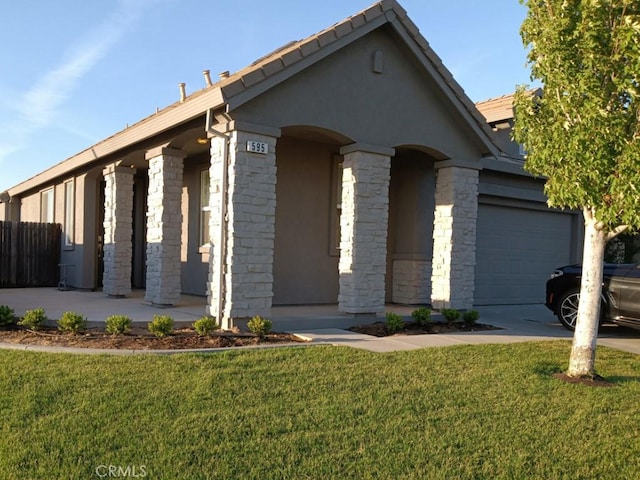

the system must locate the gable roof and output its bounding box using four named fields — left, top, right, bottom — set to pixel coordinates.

left=476, top=93, right=517, bottom=124
left=476, top=88, right=543, bottom=124
left=5, top=0, right=500, bottom=197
